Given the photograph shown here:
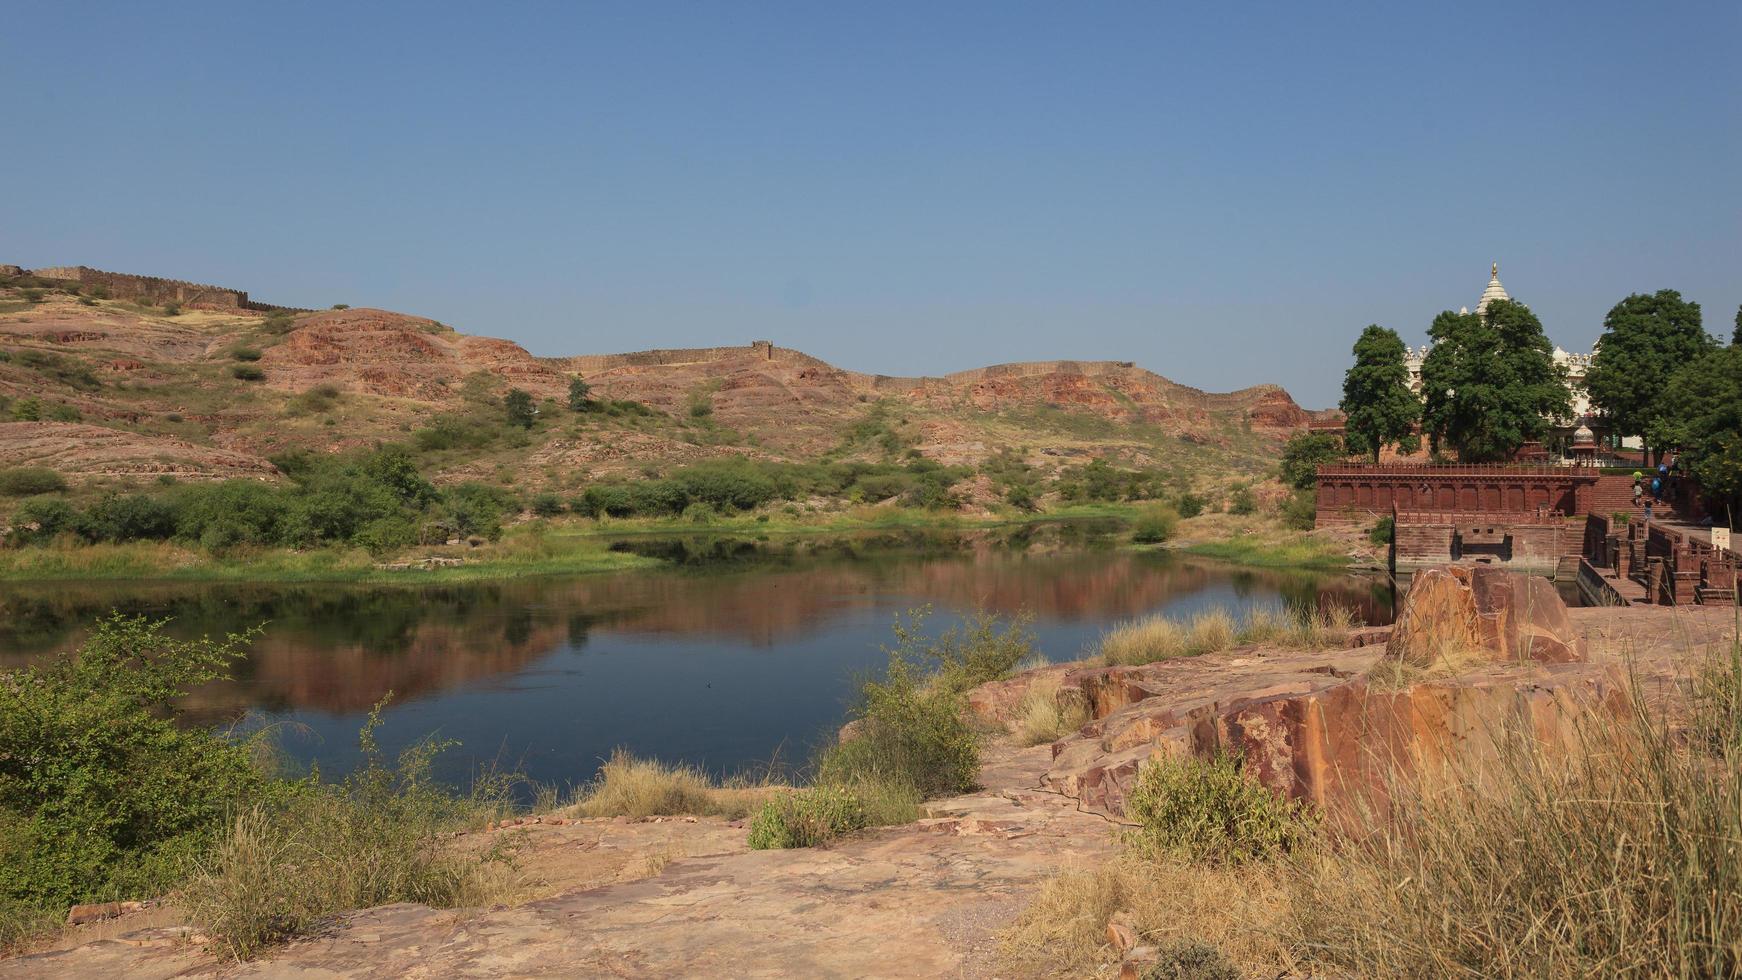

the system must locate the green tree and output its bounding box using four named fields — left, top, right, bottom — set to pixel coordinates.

left=1279, top=431, right=1343, bottom=490
left=1733, top=303, right=1741, bottom=346
left=1650, top=346, right=1742, bottom=516
left=1339, top=325, right=1421, bottom=462
left=1419, top=300, right=1569, bottom=462
left=566, top=377, right=592, bottom=412
left=1583, top=290, right=1713, bottom=463
left=503, top=389, right=536, bottom=429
